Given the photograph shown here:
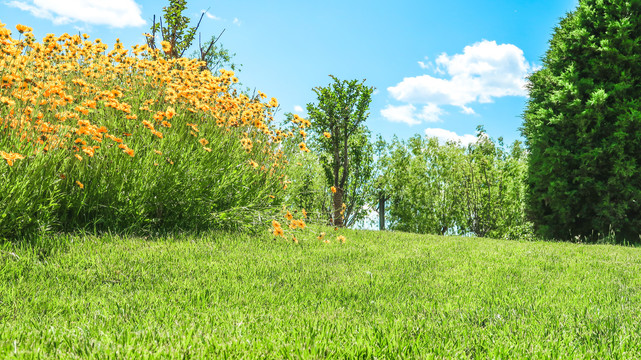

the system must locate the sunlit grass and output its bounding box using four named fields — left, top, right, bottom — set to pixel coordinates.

left=2, top=230, right=640, bottom=358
